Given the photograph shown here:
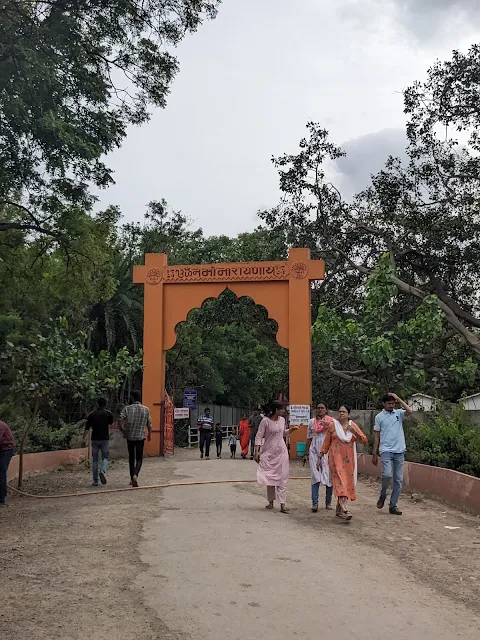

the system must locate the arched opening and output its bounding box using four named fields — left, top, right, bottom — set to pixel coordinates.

left=165, top=289, right=288, bottom=430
